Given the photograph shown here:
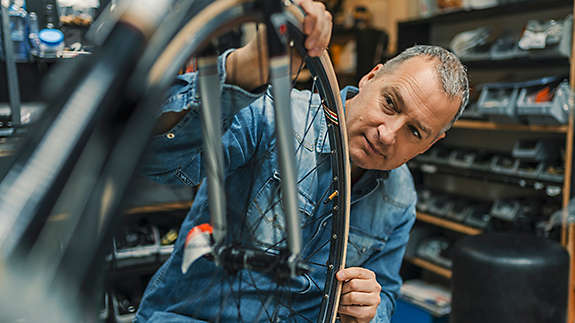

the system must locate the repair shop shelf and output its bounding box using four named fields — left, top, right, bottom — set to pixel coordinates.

left=399, top=0, right=570, bottom=26
left=453, top=120, right=568, bottom=133
left=406, top=257, right=452, bottom=279
left=462, top=56, right=570, bottom=69
left=417, top=212, right=483, bottom=235
left=408, top=159, right=564, bottom=194
left=125, top=201, right=194, bottom=215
